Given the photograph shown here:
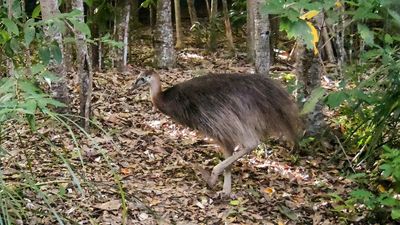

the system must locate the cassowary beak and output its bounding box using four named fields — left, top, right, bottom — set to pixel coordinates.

left=132, top=77, right=146, bottom=90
